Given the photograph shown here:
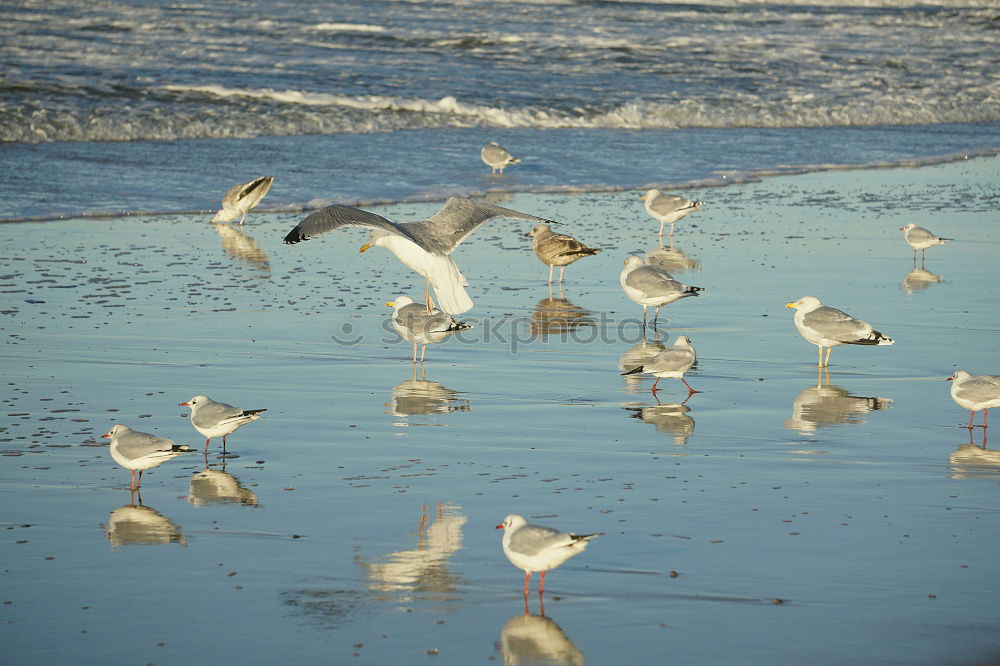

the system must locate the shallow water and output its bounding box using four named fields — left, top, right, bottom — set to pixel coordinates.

left=1, top=157, right=999, bottom=663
